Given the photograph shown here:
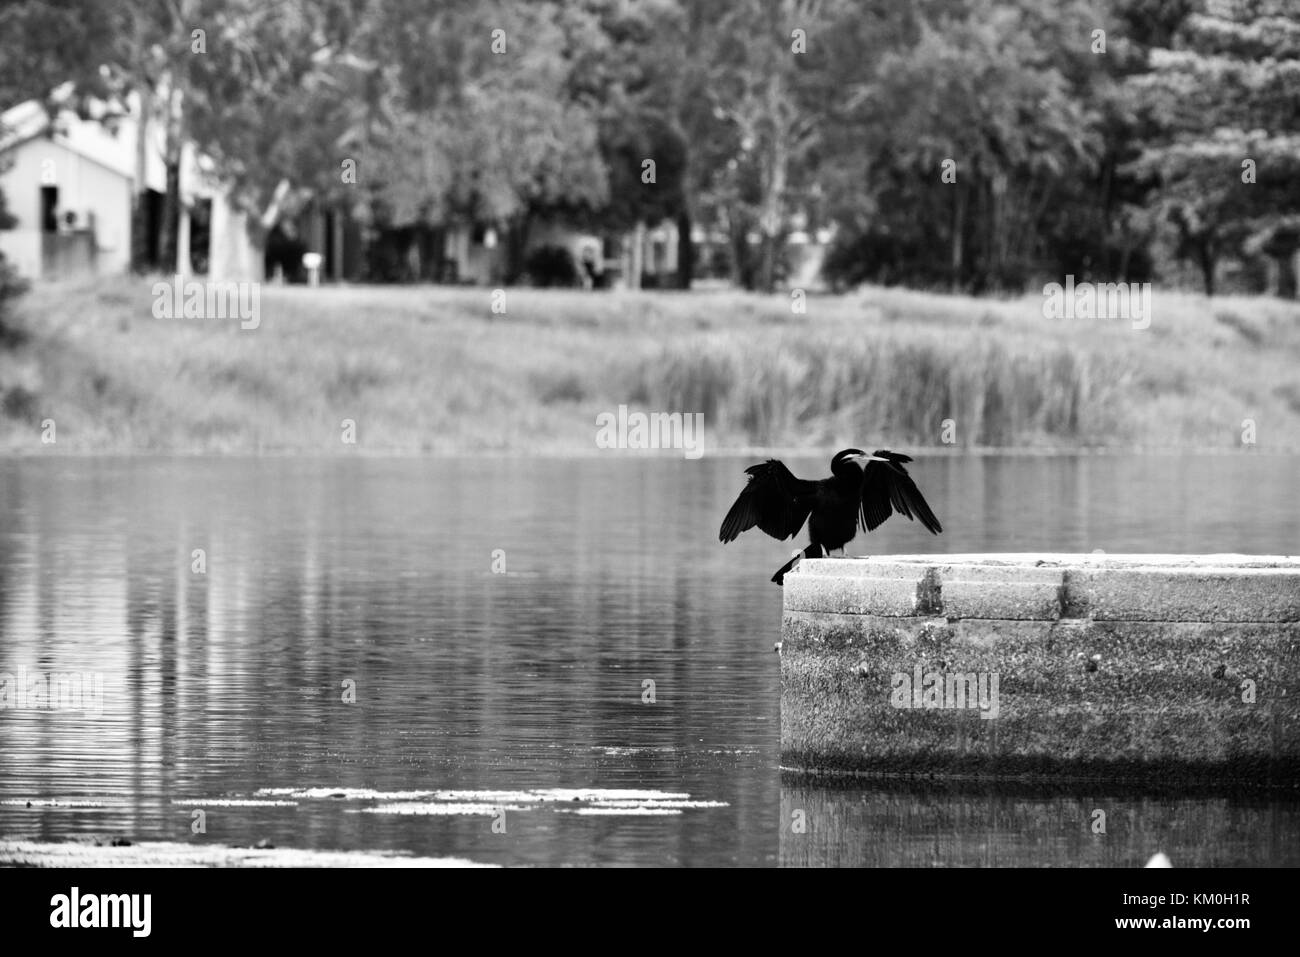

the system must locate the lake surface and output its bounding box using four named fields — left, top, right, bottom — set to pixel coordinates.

left=0, top=453, right=1297, bottom=866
